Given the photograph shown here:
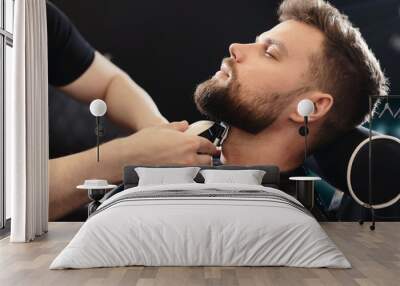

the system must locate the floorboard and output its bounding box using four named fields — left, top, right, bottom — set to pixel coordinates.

left=0, top=222, right=399, bottom=286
